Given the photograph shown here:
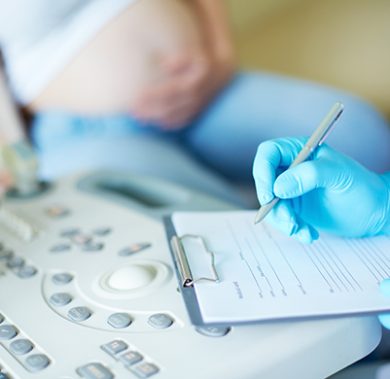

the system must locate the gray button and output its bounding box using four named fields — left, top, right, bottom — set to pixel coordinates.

left=68, top=307, right=92, bottom=322
left=0, top=249, right=13, bottom=261
left=82, top=242, right=104, bottom=252
left=101, top=340, right=128, bottom=358
left=24, top=354, right=50, bottom=372
left=60, top=228, right=81, bottom=238
left=76, top=363, right=114, bottom=379
left=46, top=206, right=70, bottom=218
left=72, top=234, right=92, bottom=245
left=120, top=351, right=143, bottom=366
left=52, top=273, right=74, bottom=285
left=0, top=325, right=18, bottom=340
left=130, top=363, right=159, bottom=378
left=50, top=244, right=71, bottom=253
left=15, top=266, right=37, bottom=279
left=93, top=227, right=111, bottom=237
left=6, top=256, right=25, bottom=269
left=148, top=314, right=174, bottom=329
left=107, top=313, right=132, bottom=329
left=195, top=326, right=231, bottom=337
left=49, top=293, right=73, bottom=307
left=118, top=243, right=151, bottom=257
left=0, top=313, right=3, bottom=323
left=9, top=339, right=34, bottom=355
